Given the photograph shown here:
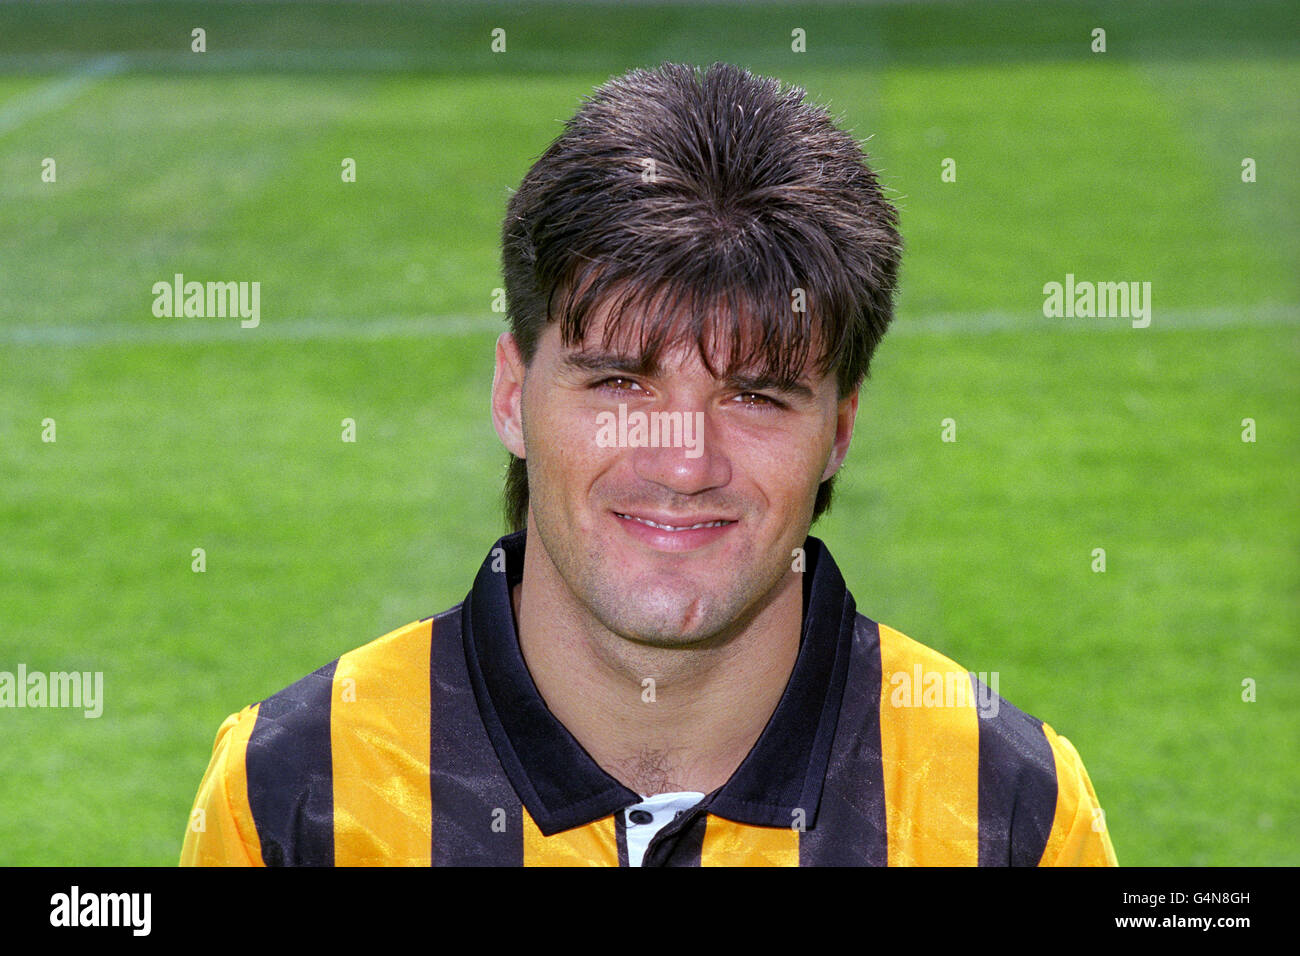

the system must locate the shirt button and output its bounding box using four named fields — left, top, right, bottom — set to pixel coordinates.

left=628, top=810, right=654, bottom=825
